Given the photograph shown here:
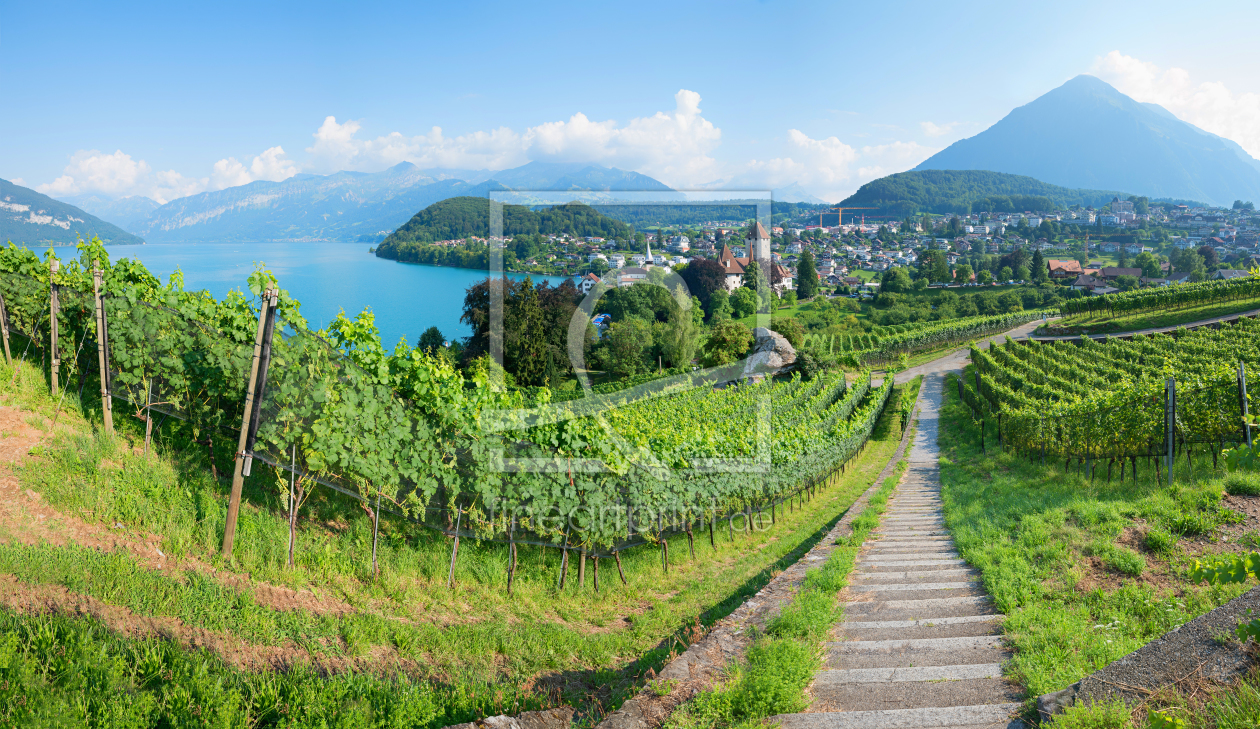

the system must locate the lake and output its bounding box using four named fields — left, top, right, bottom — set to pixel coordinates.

left=38, top=241, right=568, bottom=348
